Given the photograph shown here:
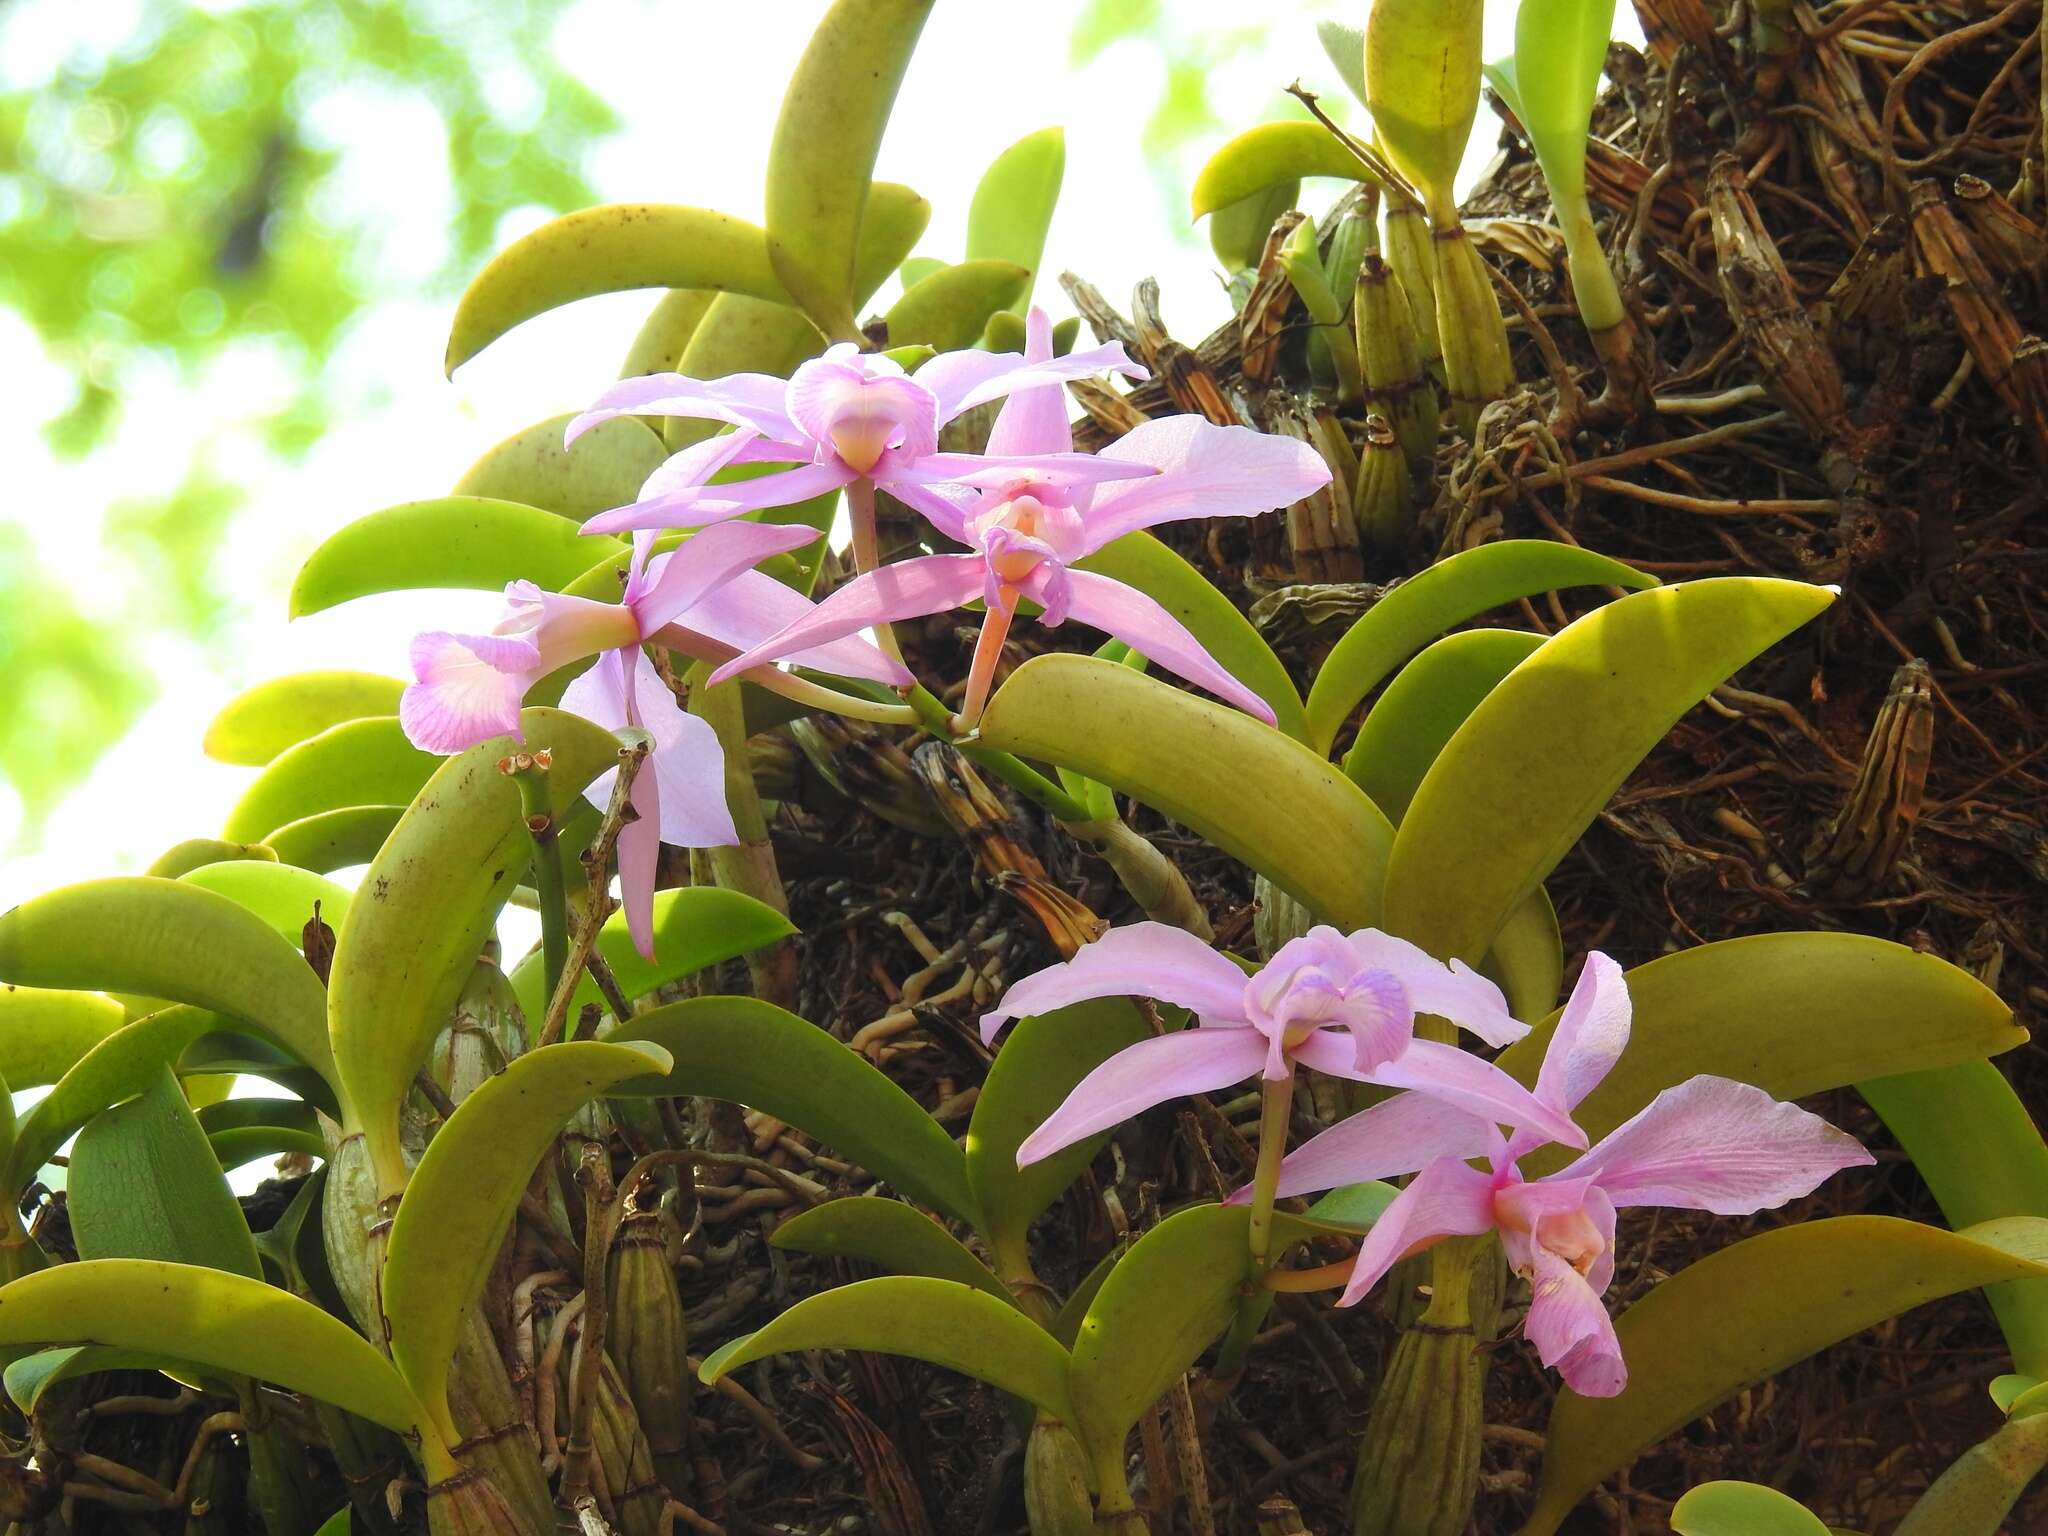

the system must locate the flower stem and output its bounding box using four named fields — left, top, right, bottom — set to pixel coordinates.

left=953, top=595, right=1017, bottom=733
left=1213, top=1074, right=1295, bottom=1380
left=742, top=664, right=918, bottom=726
left=843, top=478, right=906, bottom=668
